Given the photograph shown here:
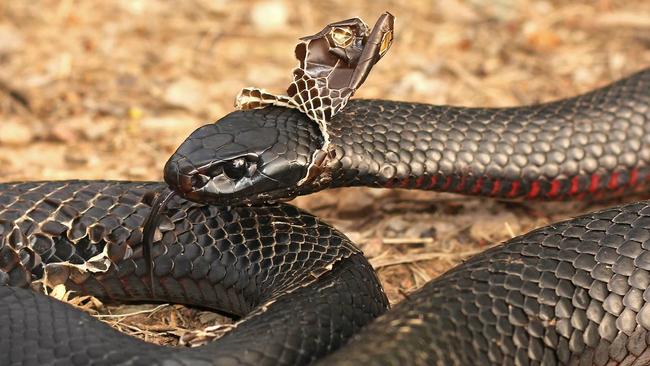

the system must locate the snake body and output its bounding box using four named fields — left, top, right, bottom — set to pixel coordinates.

left=6, top=182, right=650, bottom=365
left=2, top=14, right=650, bottom=363
left=0, top=181, right=387, bottom=365
left=164, top=67, right=650, bottom=206
left=326, top=68, right=650, bottom=199
left=321, top=199, right=650, bottom=365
